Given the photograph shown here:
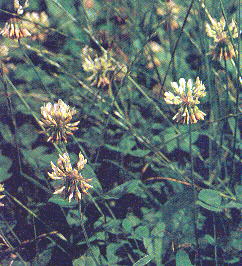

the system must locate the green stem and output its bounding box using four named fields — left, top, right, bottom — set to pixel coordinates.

left=78, top=200, right=99, bottom=266
left=231, top=0, right=240, bottom=185
left=161, top=0, right=196, bottom=92
left=189, top=122, right=201, bottom=266
left=213, top=214, right=218, bottom=266
left=18, top=40, right=55, bottom=101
